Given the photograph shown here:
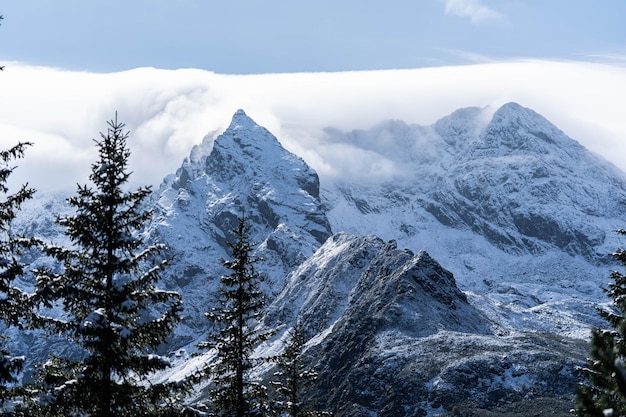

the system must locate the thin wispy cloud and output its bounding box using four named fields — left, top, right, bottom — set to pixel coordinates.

left=442, top=0, right=504, bottom=24
left=439, top=48, right=497, bottom=64
left=581, top=53, right=626, bottom=66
